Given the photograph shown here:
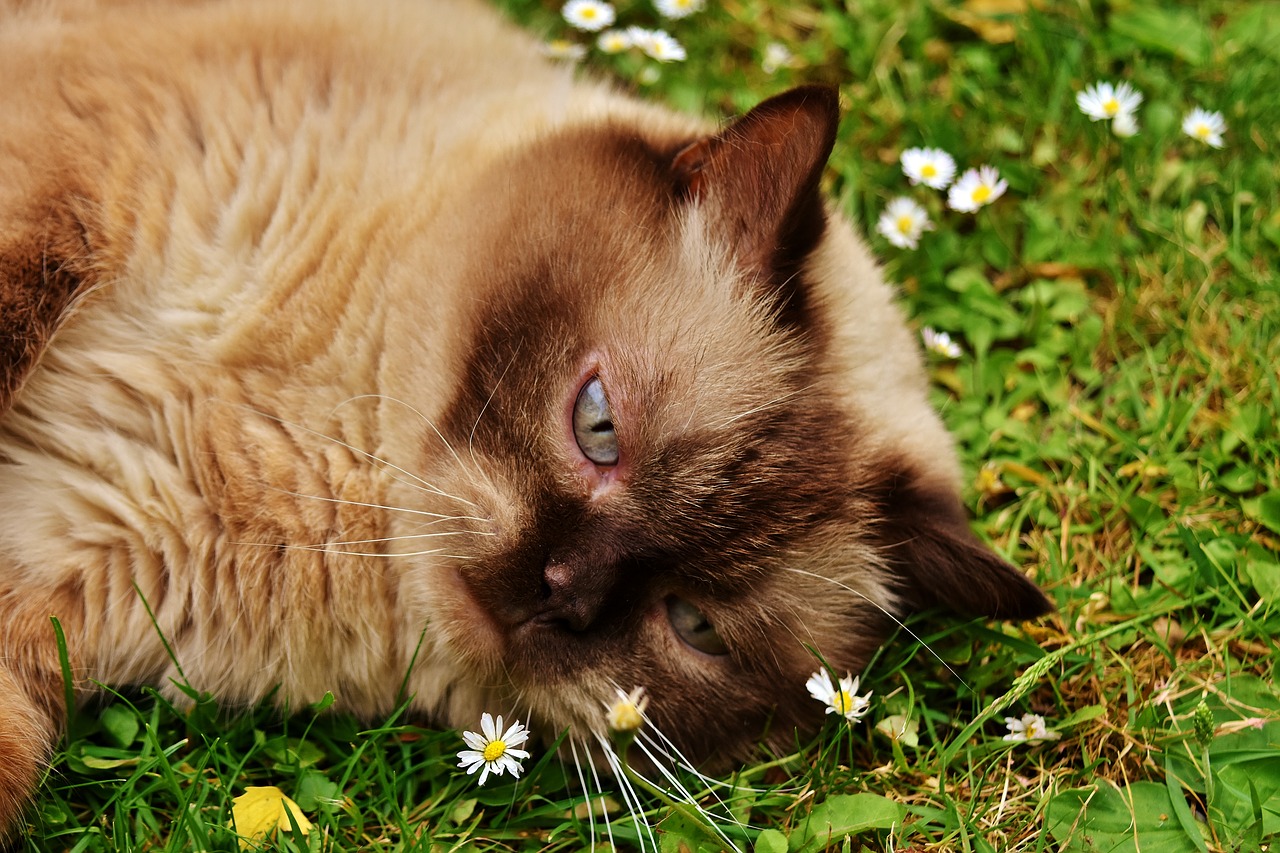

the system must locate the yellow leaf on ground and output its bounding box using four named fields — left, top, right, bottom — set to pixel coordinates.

left=939, top=0, right=1029, bottom=44
left=1117, top=460, right=1168, bottom=479
left=230, top=786, right=313, bottom=850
